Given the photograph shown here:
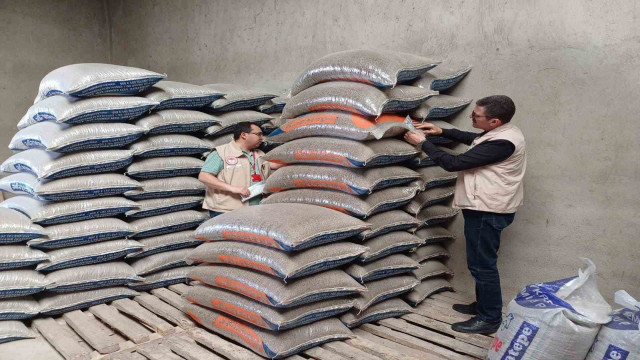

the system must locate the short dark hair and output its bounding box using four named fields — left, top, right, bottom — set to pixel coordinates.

left=233, top=122, right=257, bottom=140
left=476, top=95, right=516, bottom=124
